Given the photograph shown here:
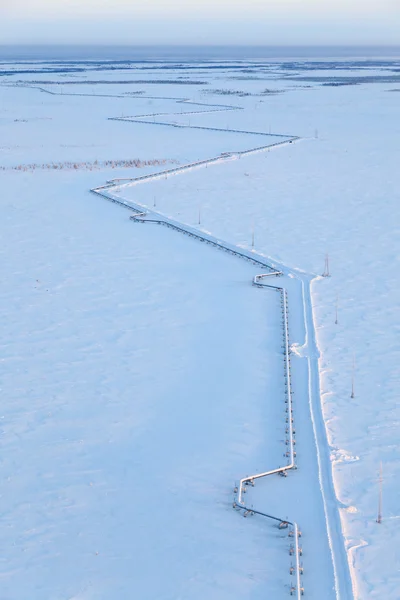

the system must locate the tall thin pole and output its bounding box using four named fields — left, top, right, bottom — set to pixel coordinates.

left=153, top=196, right=156, bottom=208
left=198, top=206, right=201, bottom=225
left=323, top=253, right=330, bottom=277
left=377, top=462, right=383, bottom=524
left=251, top=223, right=255, bottom=250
